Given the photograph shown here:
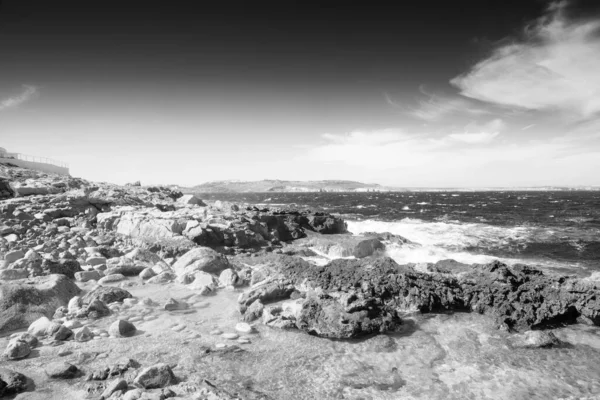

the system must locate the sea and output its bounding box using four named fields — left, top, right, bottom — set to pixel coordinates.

left=195, top=191, right=600, bottom=400
left=198, top=191, right=600, bottom=276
